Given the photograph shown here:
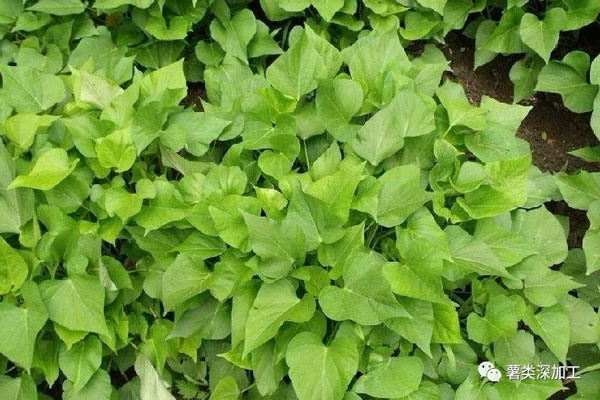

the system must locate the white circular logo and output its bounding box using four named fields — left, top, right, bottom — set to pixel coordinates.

left=478, top=361, right=502, bottom=382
